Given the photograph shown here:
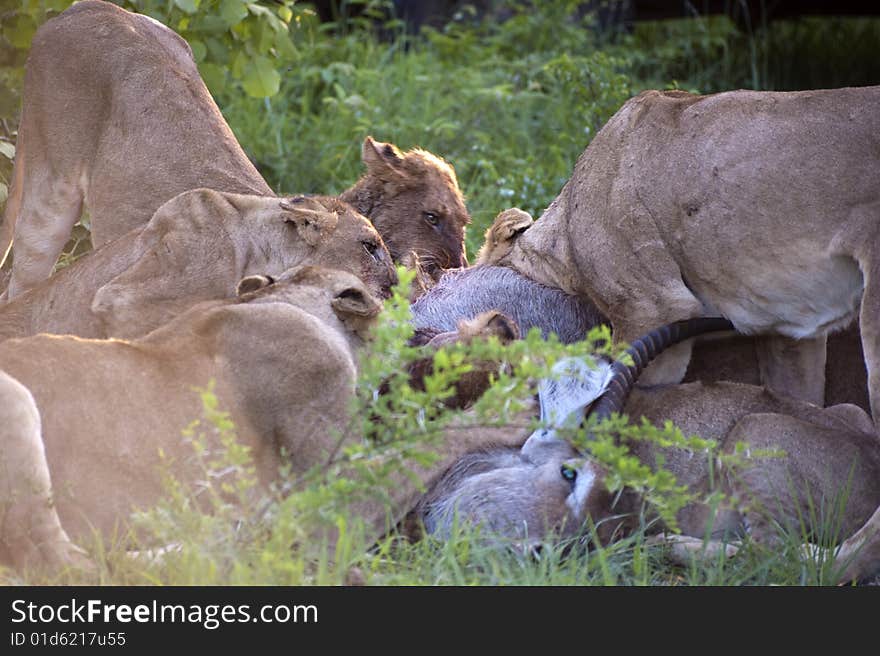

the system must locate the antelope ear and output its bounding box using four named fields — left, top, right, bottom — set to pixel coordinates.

left=538, top=356, right=613, bottom=429
left=236, top=274, right=275, bottom=296
left=362, top=136, right=407, bottom=179
left=331, top=284, right=383, bottom=320
left=521, top=356, right=613, bottom=457
left=279, top=197, right=338, bottom=247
